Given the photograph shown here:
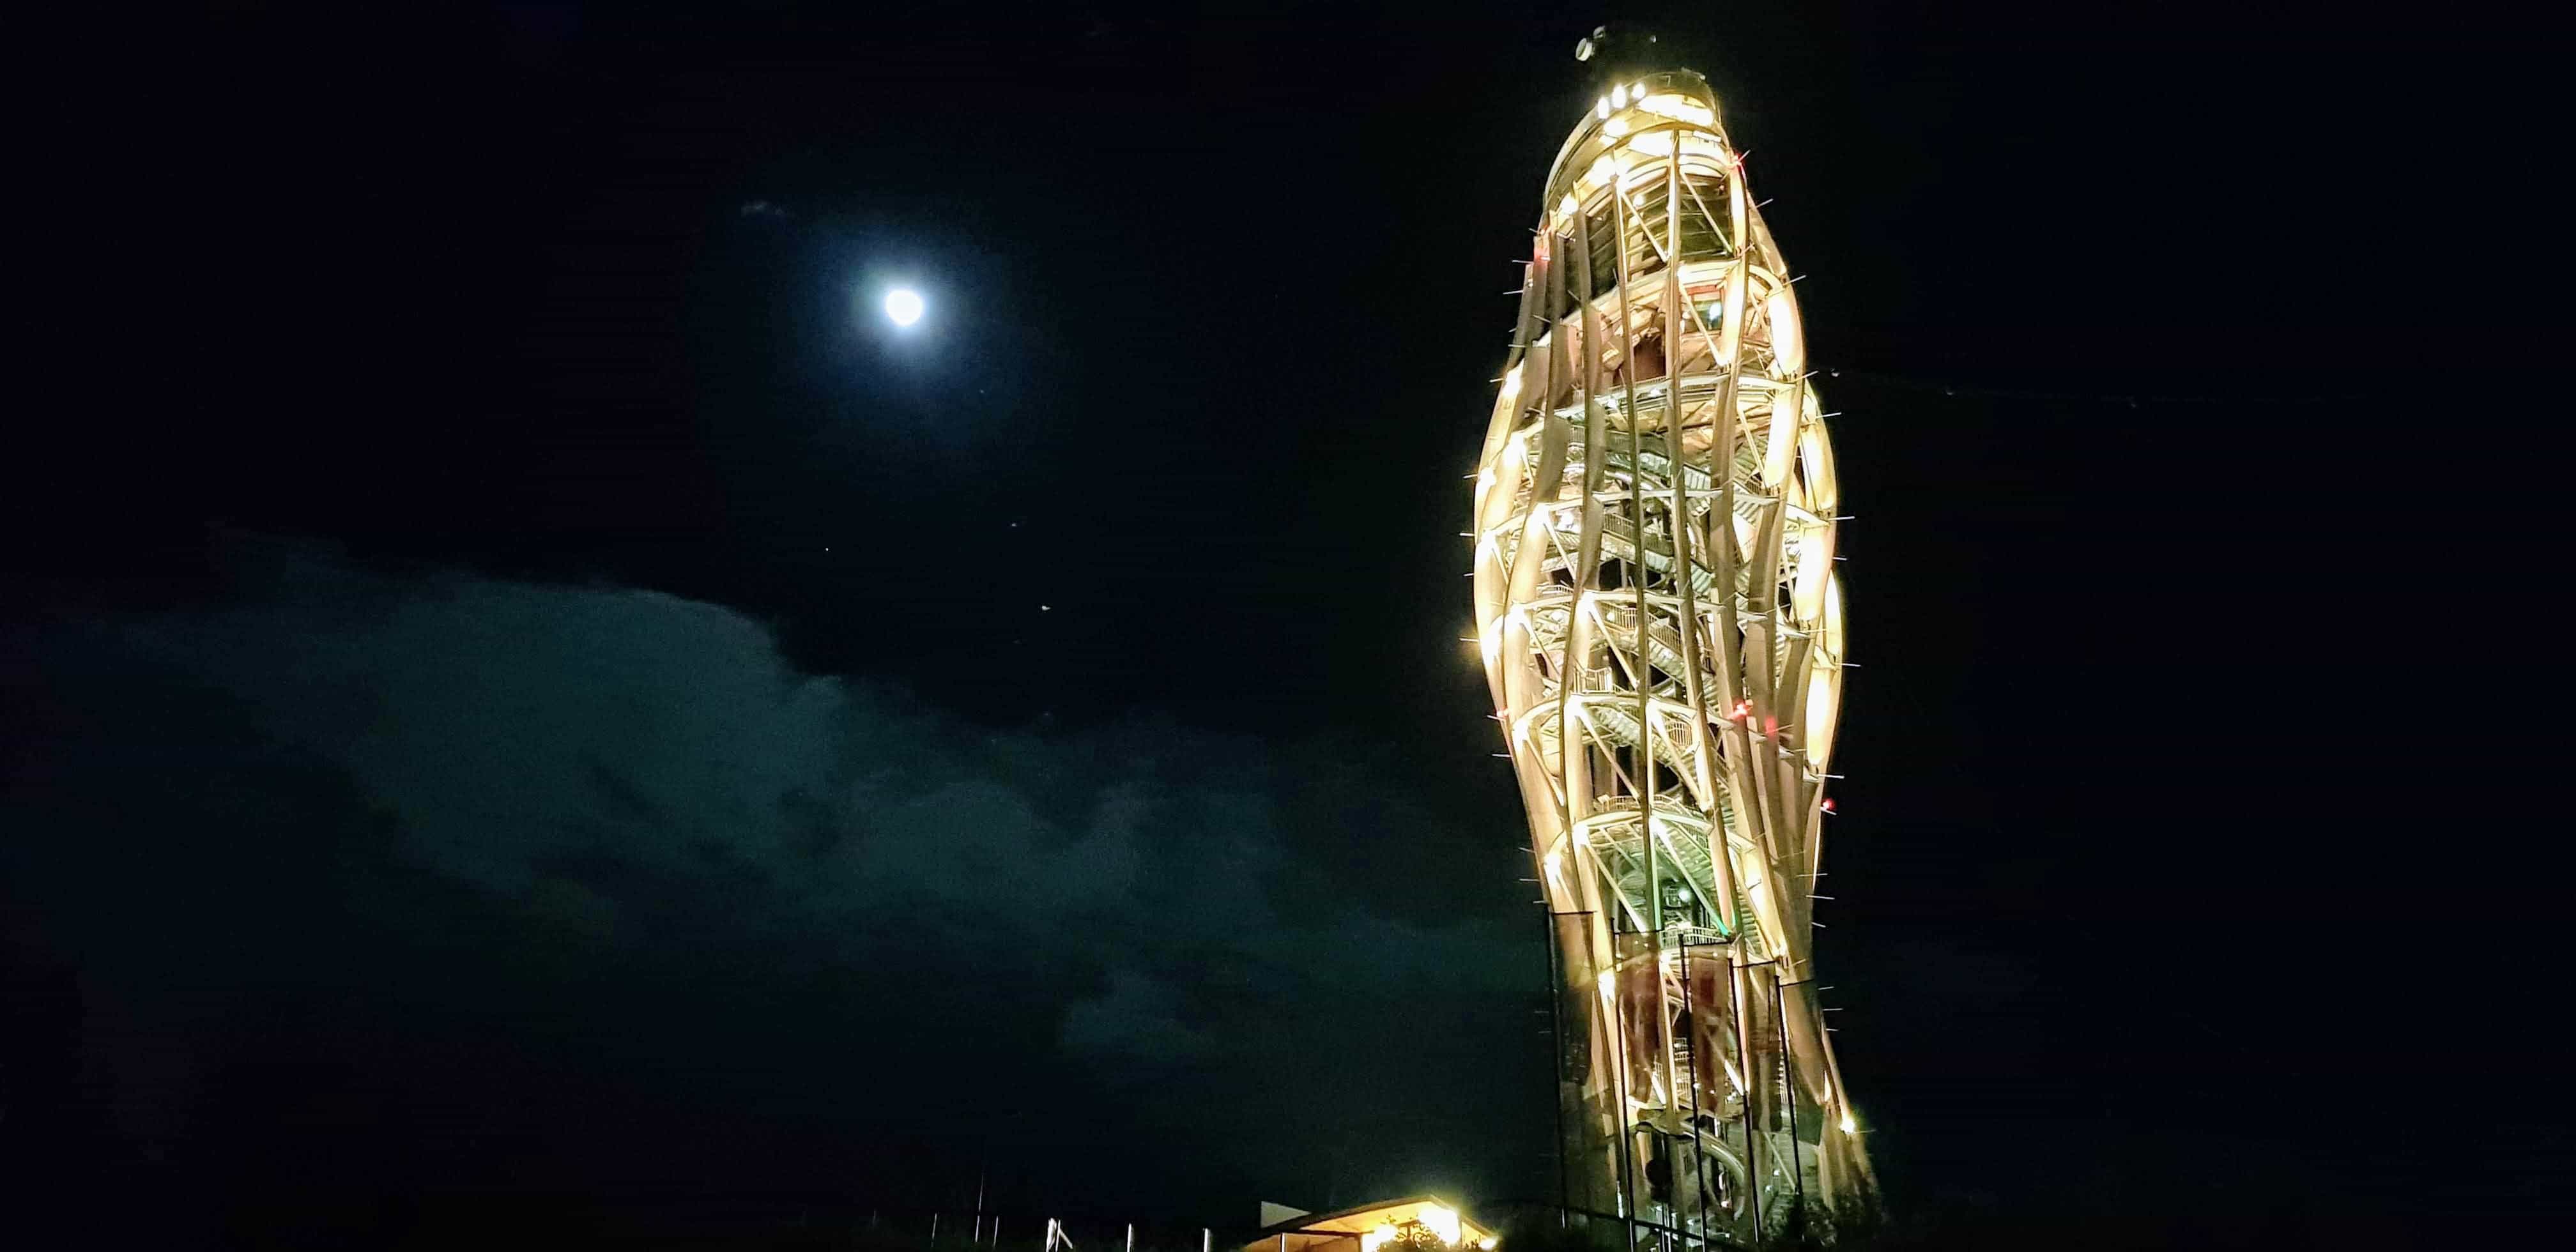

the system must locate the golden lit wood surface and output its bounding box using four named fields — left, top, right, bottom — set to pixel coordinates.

left=1471, top=68, right=1873, bottom=1239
